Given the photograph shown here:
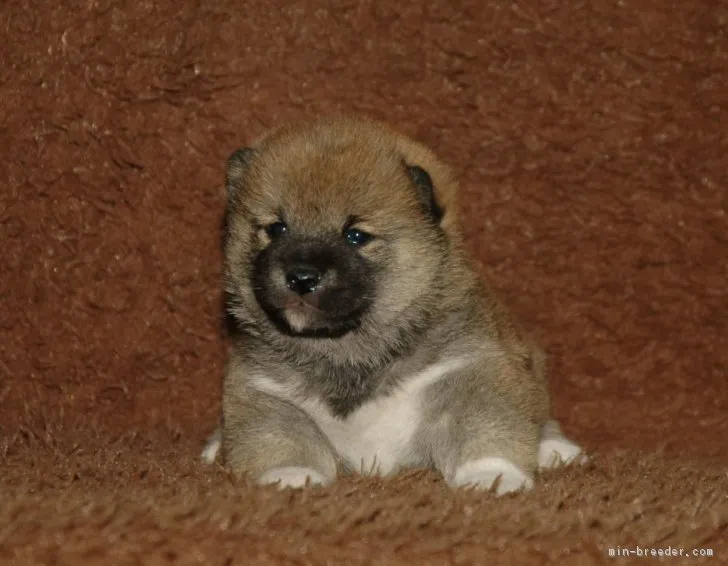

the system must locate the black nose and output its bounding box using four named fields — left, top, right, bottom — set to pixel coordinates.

left=285, top=265, right=322, bottom=295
